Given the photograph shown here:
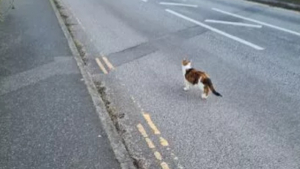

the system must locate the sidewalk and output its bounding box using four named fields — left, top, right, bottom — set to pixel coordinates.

left=0, top=0, right=121, bottom=168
